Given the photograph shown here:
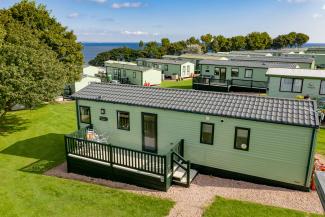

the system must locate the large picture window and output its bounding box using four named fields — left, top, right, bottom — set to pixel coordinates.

left=117, top=111, right=130, bottom=130
left=79, top=106, right=91, bottom=124
left=320, top=81, right=325, bottom=95
left=280, top=78, right=303, bottom=93
left=234, top=127, right=250, bottom=151
left=245, top=69, right=253, bottom=78
left=200, top=122, right=214, bottom=145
